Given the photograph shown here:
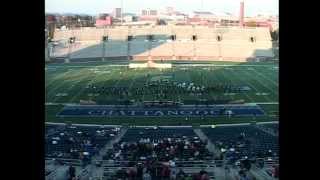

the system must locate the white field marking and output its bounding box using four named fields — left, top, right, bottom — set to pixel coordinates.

left=47, top=64, right=128, bottom=69
left=46, top=70, right=79, bottom=100
left=173, top=64, right=278, bottom=67
left=175, top=71, right=182, bottom=102
left=255, top=102, right=278, bottom=104
left=255, top=92, right=270, bottom=96
left=48, top=63, right=278, bottom=69
left=226, top=67, right=255, bottom=102
left=55, top=93, right=68, bottom=97
left=234, top=67, right=272, bottom=102
left=45, top=122, right=122, bottom=127
left=53, top=79, right=83, bottom=102
left=224, top=93, right=236, bottom=96
left=195, top=68, right=205, bottom=100
left=218, top=67, right=237, bottom=101
left=251, top=67, right=279, bottom=88
left=256, top=121, right=278, bottom=125
left=52, top=69, right=94, bottom=102
left=141, top=70, right=150, bottom=101
left=207, top=66, right=224, bottom=100
left=113, top=69, right=124, bottom=89
left=98, top=67, right=115, bottom=100
left=244, top=68, right=279, bottom=97
left=46, top=68, right=73, bottom=89
left=68, top=68, right=106, bottom=103
left=98, top=68, right=125, bottom=100
left=240, top=69, right=275, bottom=102
left=128, top=68, right=138, bottom=90
left=45, top=101, right=278, bottom=106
